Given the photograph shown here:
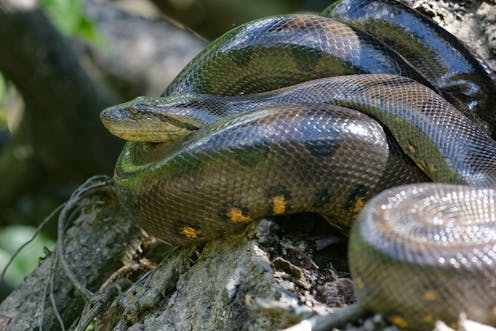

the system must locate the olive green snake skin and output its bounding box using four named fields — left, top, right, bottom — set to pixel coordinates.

left=100, top=1, right=496, bottom=330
